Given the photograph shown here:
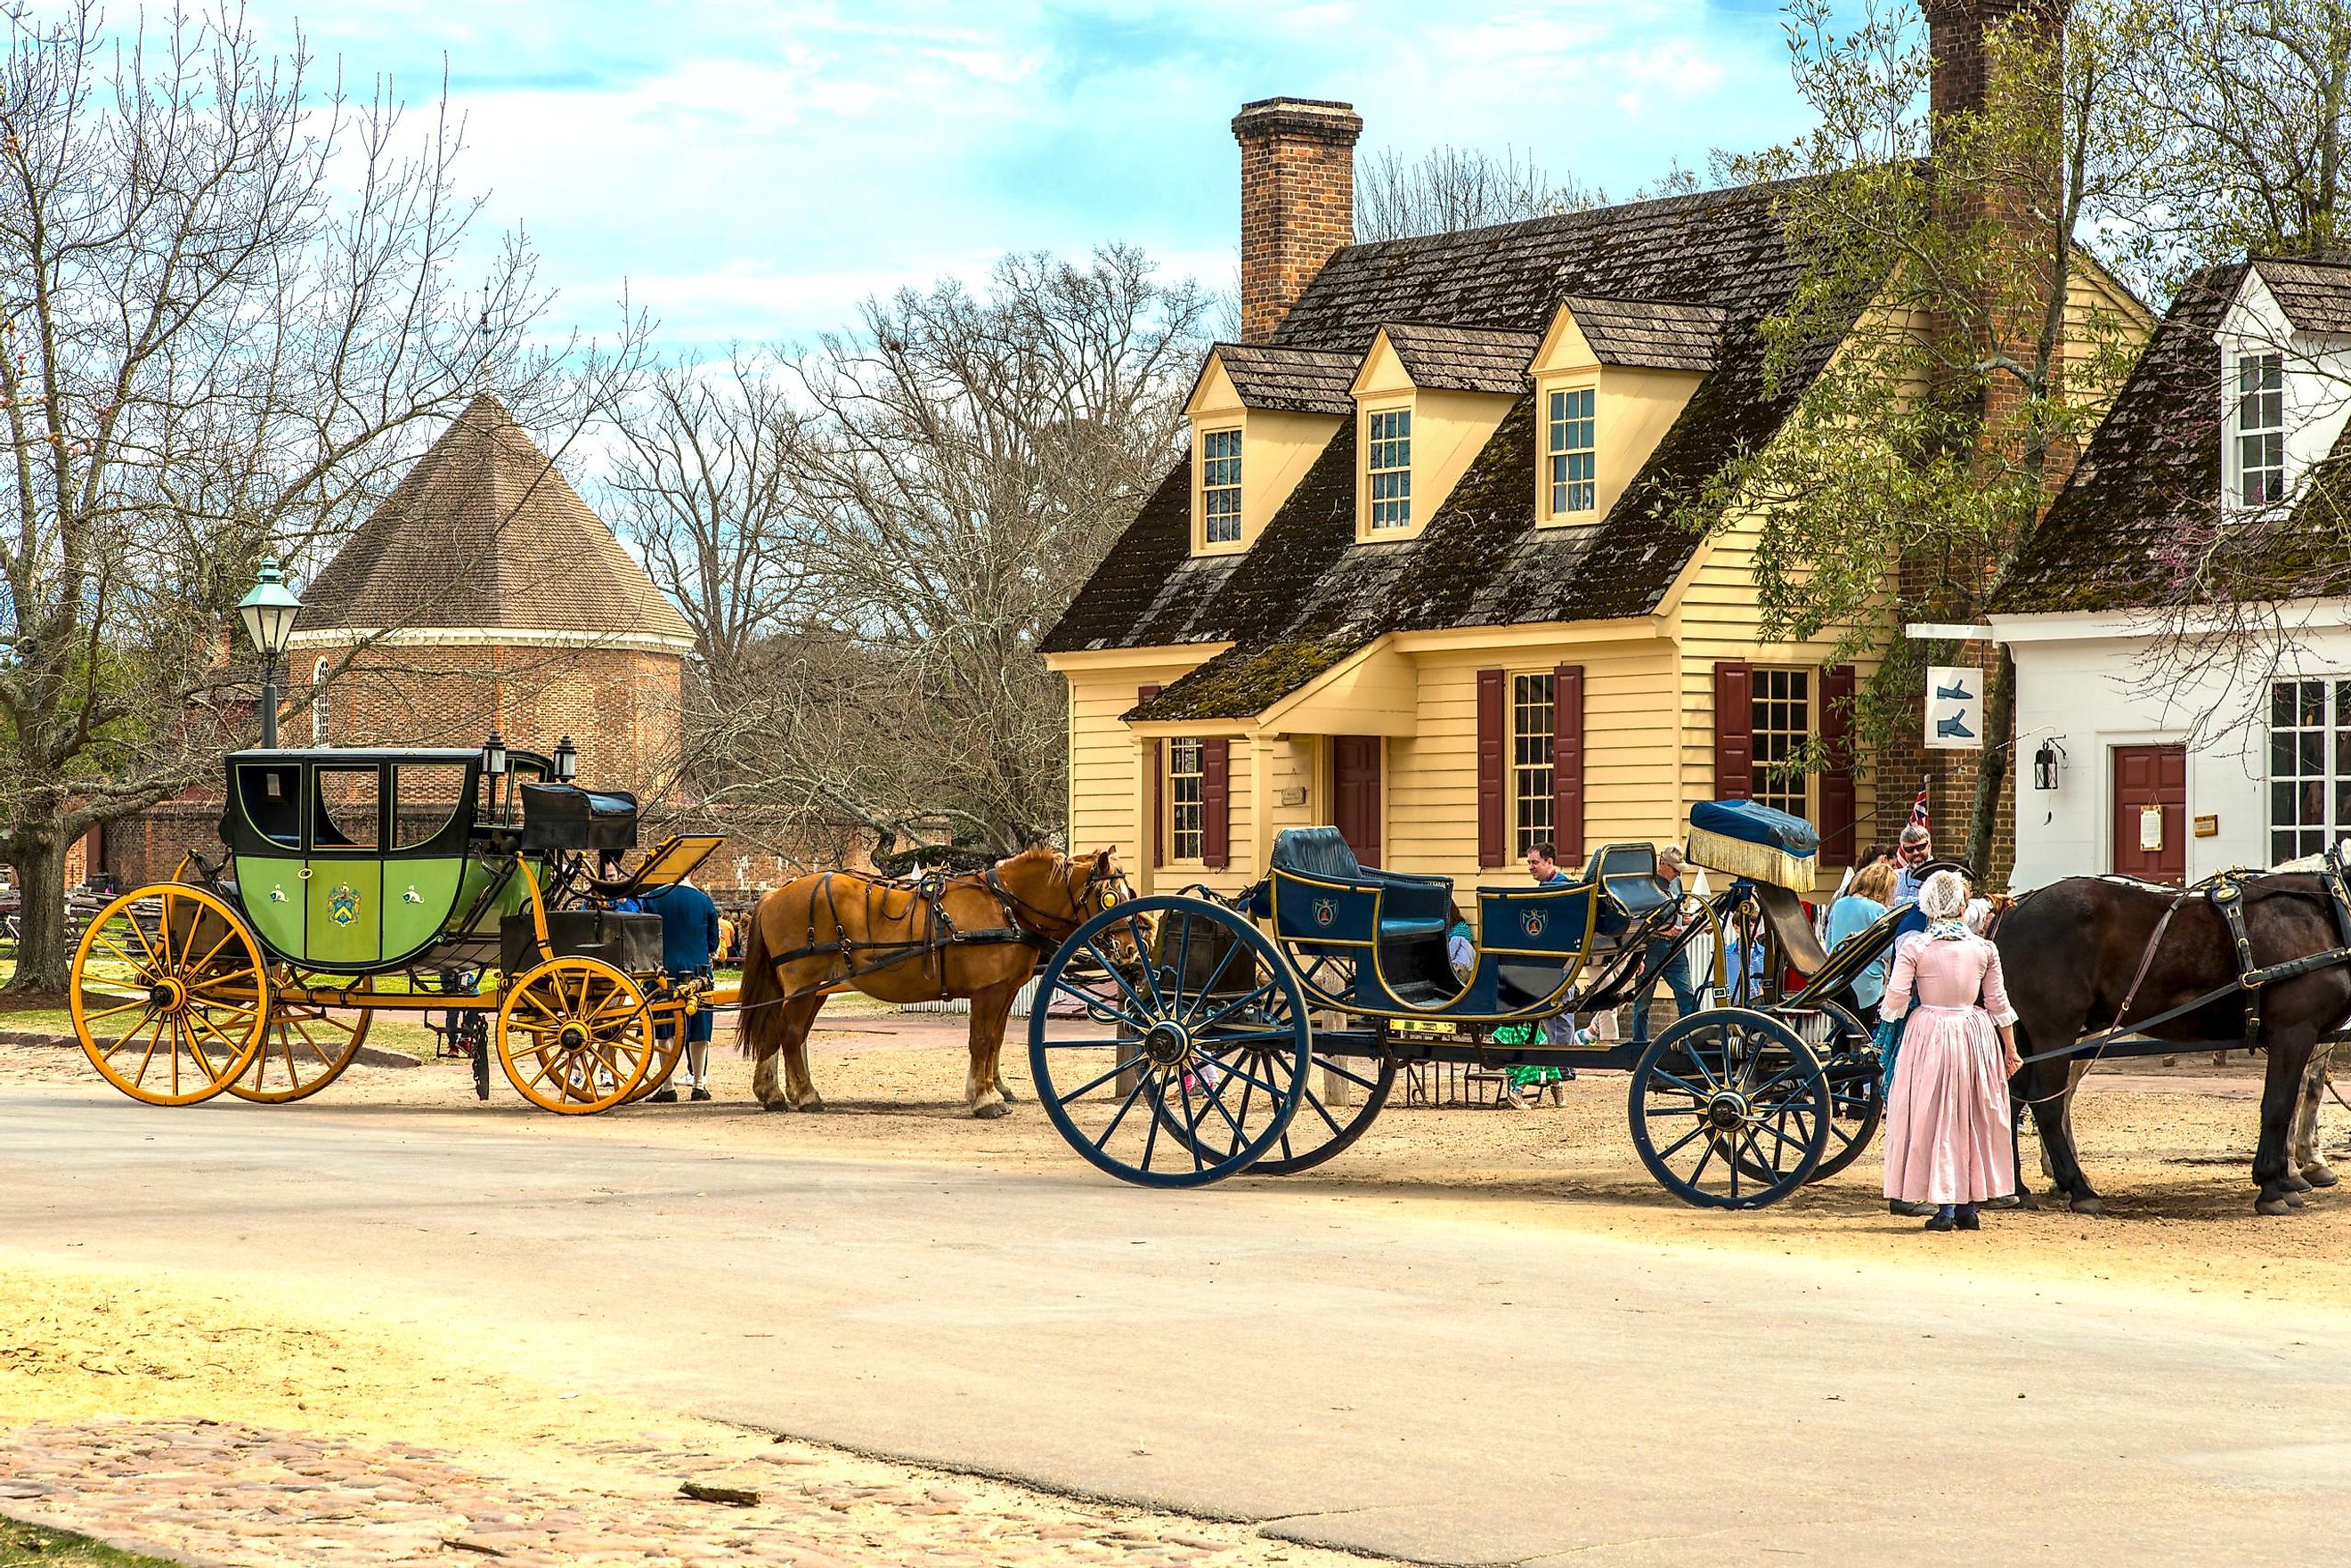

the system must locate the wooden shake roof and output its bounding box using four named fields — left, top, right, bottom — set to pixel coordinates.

left=299, top=392, right=693, bottom=643
left=1043, top=175, right=1878, bottom=720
